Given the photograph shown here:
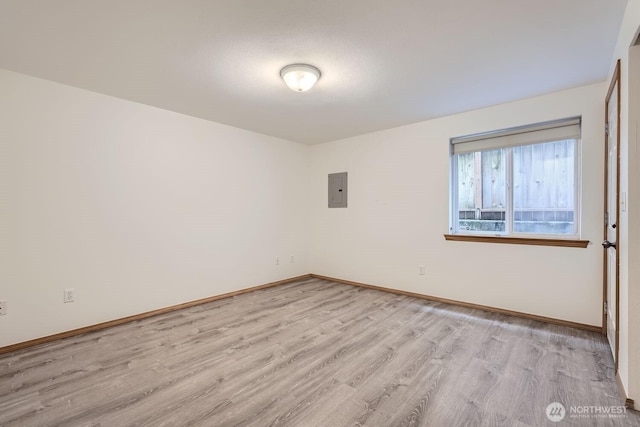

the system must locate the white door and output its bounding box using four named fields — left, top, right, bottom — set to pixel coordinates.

left=604, top=62, right=620, bottom=369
